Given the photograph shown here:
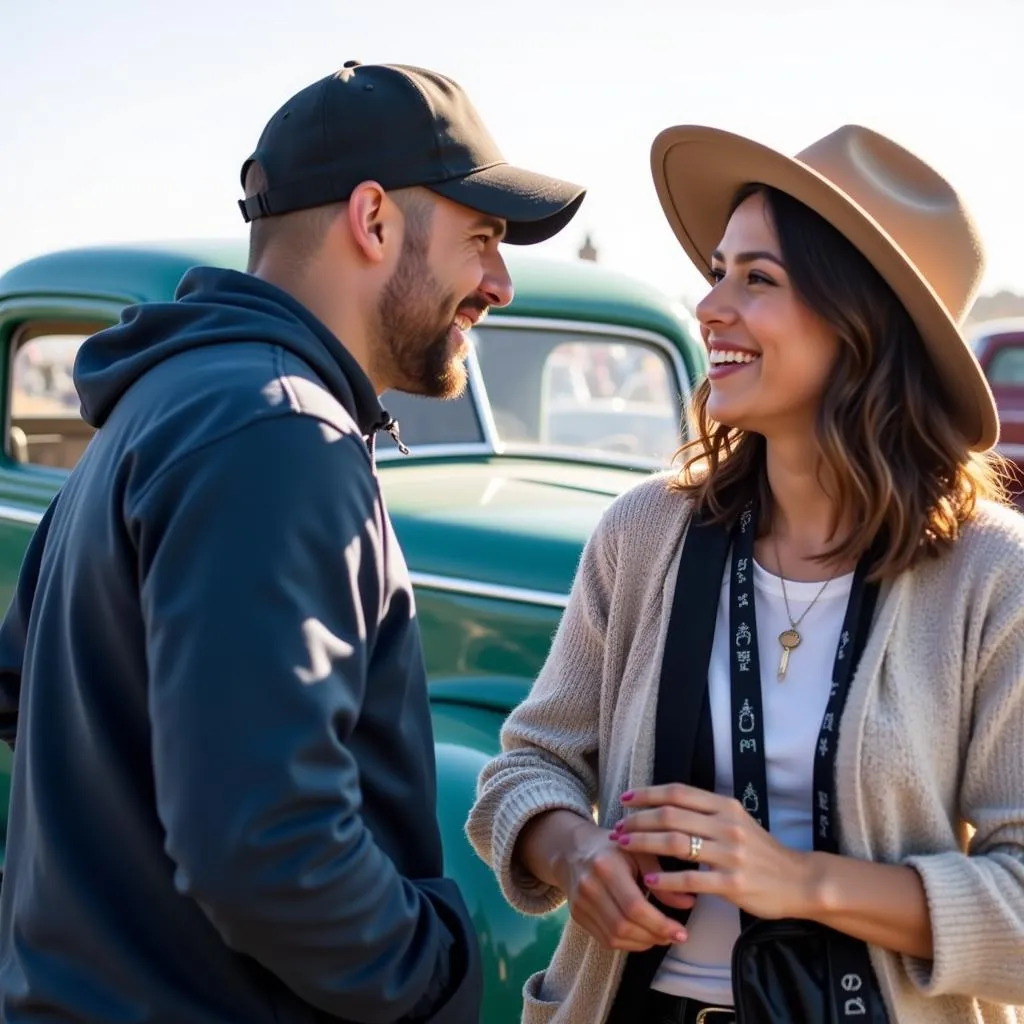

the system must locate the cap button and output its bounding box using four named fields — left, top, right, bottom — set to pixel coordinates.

left=343, top=60, right=361, bottom=68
